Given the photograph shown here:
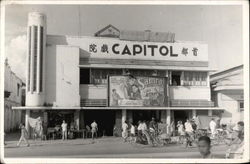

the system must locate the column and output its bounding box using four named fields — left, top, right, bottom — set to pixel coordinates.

left=160, top=110, right=166, bottom=123
left=156, top=110, right=160, bottom=121
left=122, top=109, right=127, bottom=124
left=43, top=111, right=48, bottom=129
left=74, top=110, right=80, bottom=130
left=192, top=109, right=197, bottom=118
left=25, top=110, right=30, bottom=138
left=166, top=110, right=171, bottom=134
left=208, top=110, right=213, bottom=117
